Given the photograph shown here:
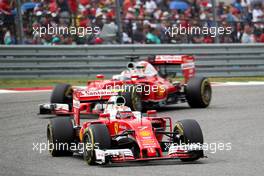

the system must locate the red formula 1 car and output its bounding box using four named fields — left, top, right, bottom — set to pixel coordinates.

left=47, top=96, right=205, bottom=165
left=39, top=55, right=212, bottom=116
